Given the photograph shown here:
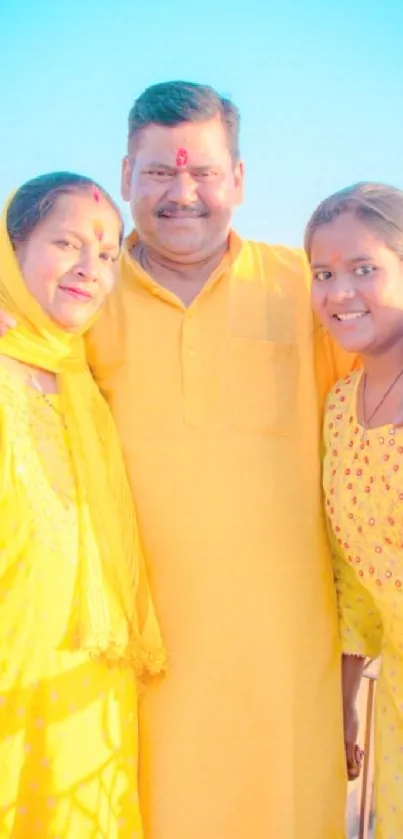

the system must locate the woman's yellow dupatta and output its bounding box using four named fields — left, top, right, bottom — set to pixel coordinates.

left=0, top=198, right=166, bottom=677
